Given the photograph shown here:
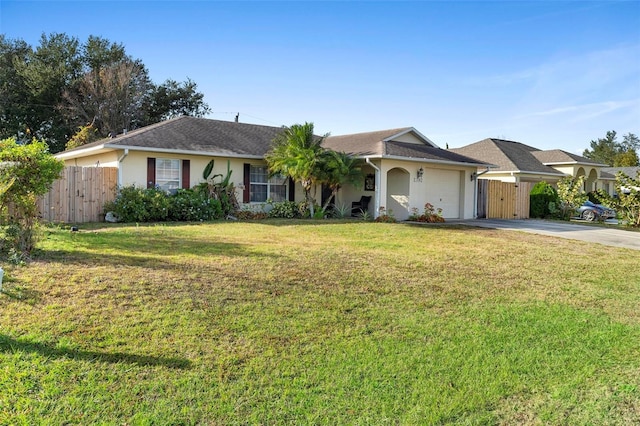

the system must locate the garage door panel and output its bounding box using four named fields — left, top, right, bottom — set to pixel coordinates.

left=425, top=169, right=460, bottom=219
